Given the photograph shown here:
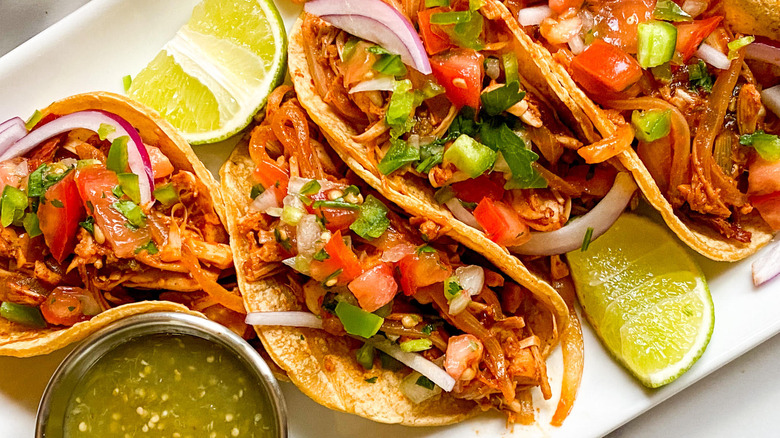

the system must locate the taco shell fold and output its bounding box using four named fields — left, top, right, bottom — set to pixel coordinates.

left=0, top=92, right=228, bottom=357
left=220, top=141, right=480, bottom=426
left=288, top=6, right=570, bottom=334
